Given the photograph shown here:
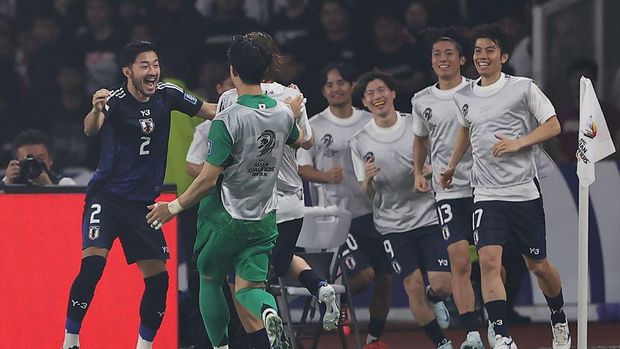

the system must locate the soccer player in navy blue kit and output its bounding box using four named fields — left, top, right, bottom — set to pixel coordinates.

left=62, top=41, right=218, bottom=349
